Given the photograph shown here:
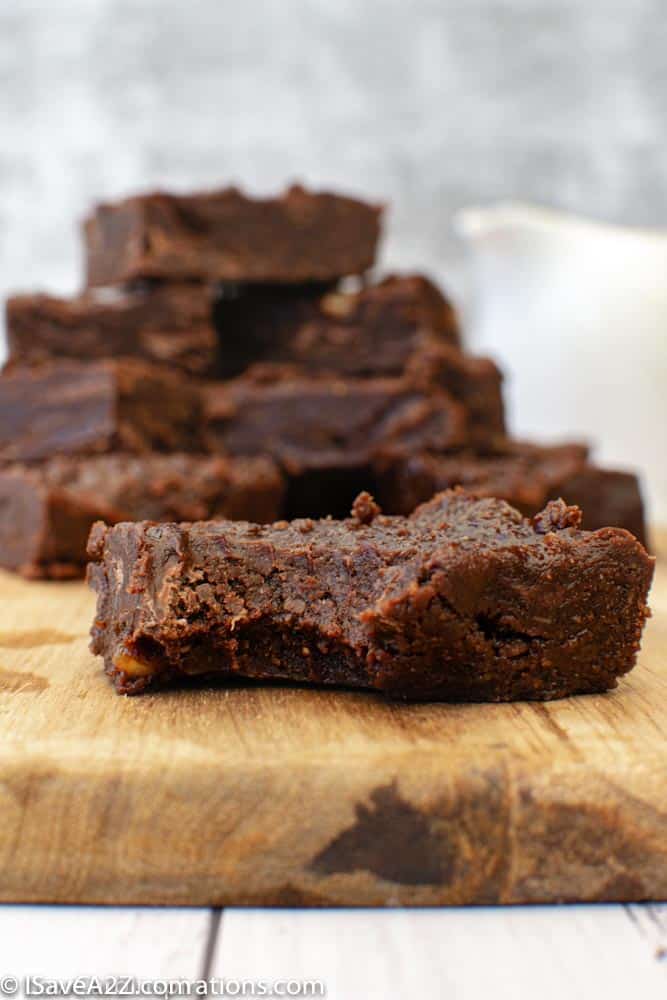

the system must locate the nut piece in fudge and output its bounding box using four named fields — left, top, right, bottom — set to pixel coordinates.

left=0, top=454, right=284, bottom=579
left=84, top=184, right=382, bottom=286
left=0, top=360, right=202, bottom=462
left=87, top=490, right=654, bottom=701
left=6, top=284, right=220, bottom=377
